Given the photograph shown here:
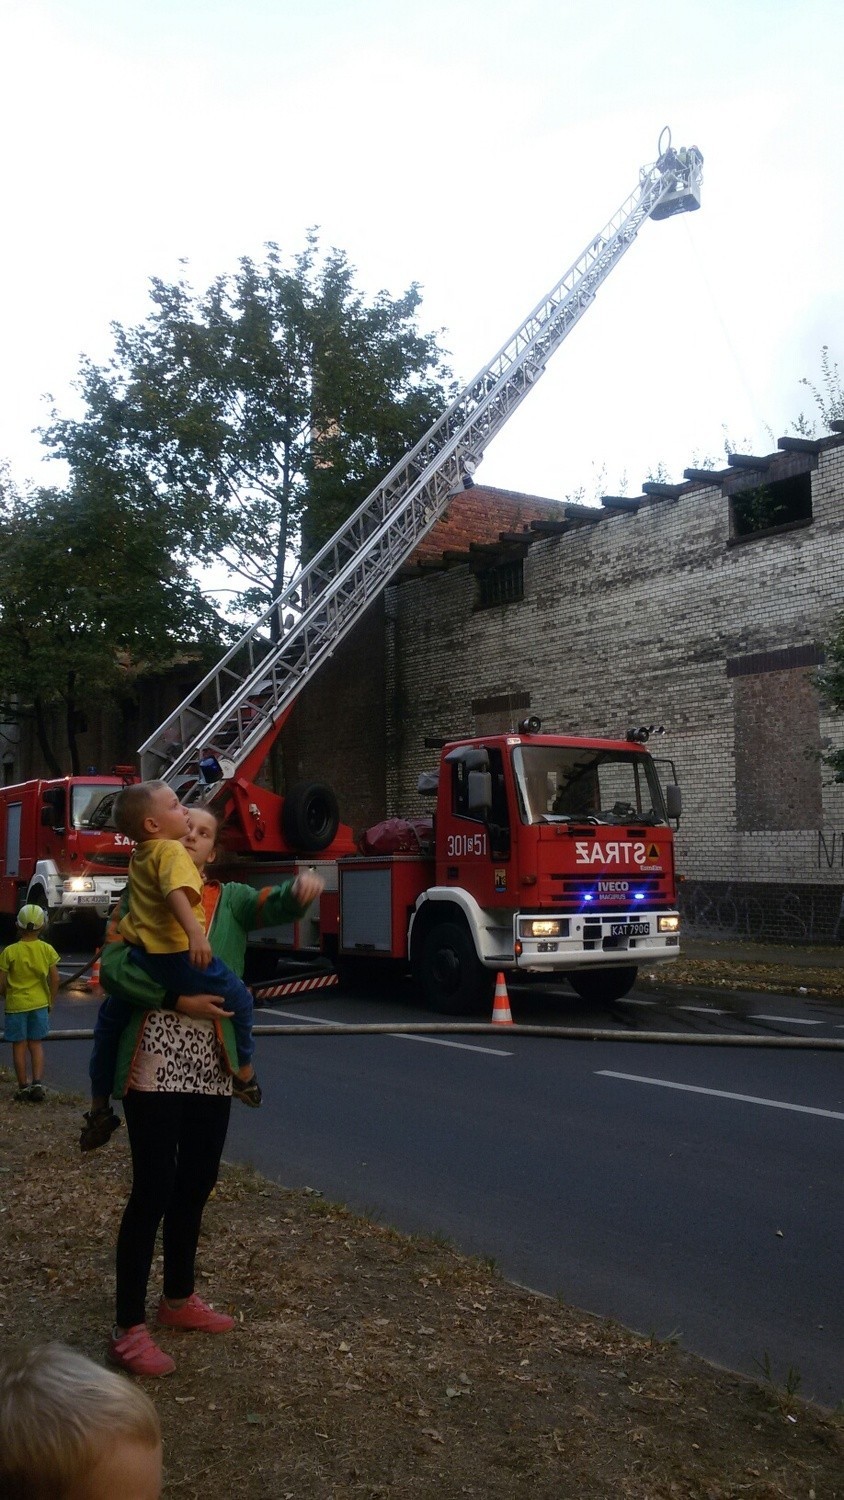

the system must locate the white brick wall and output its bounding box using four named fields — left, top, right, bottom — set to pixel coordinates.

left=386, top=442, right=844, bottom=938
